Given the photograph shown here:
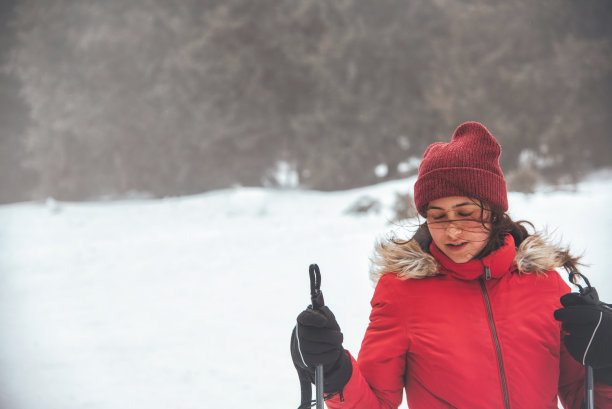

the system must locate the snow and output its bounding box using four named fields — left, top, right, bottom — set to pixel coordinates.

left=374, top=163, right=389, bottom=178
left=397, top=157, right=421, bottom=175
left=1, top=176, right=611, bottom=409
